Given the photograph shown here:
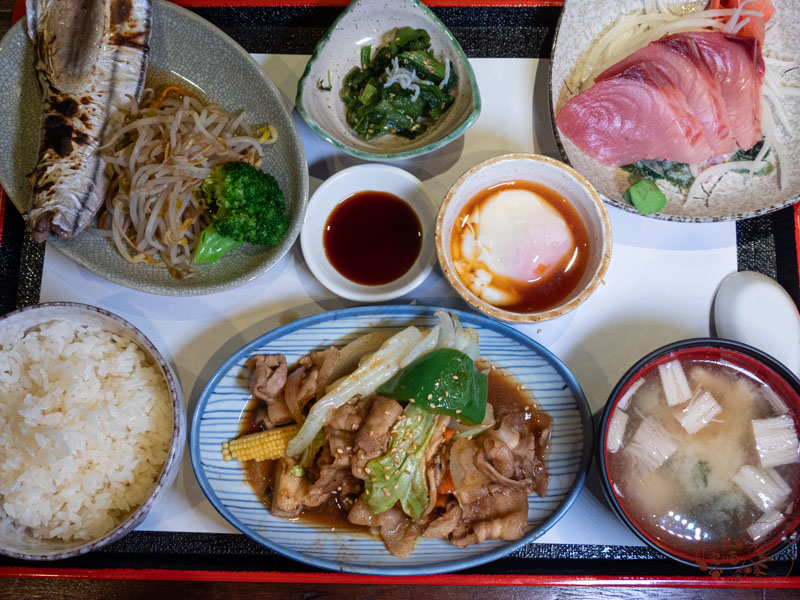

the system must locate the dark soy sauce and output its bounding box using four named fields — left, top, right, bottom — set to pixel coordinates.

left=323, top=191, right=422, bottom=286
